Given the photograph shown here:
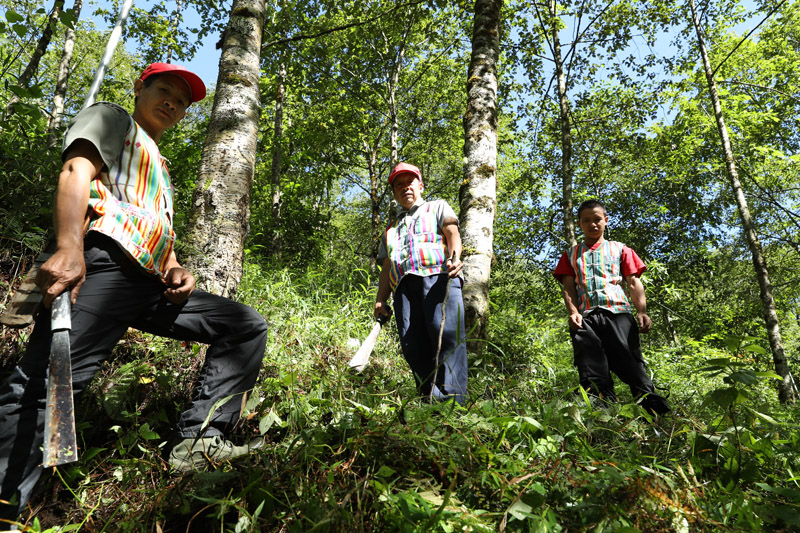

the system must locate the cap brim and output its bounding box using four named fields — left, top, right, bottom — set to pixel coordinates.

left=174, top=71, right=206, bottom=103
